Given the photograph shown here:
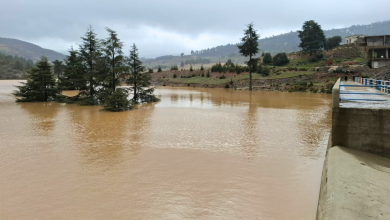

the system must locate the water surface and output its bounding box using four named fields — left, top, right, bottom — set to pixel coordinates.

left=0, top=80, right=332, bottom=220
